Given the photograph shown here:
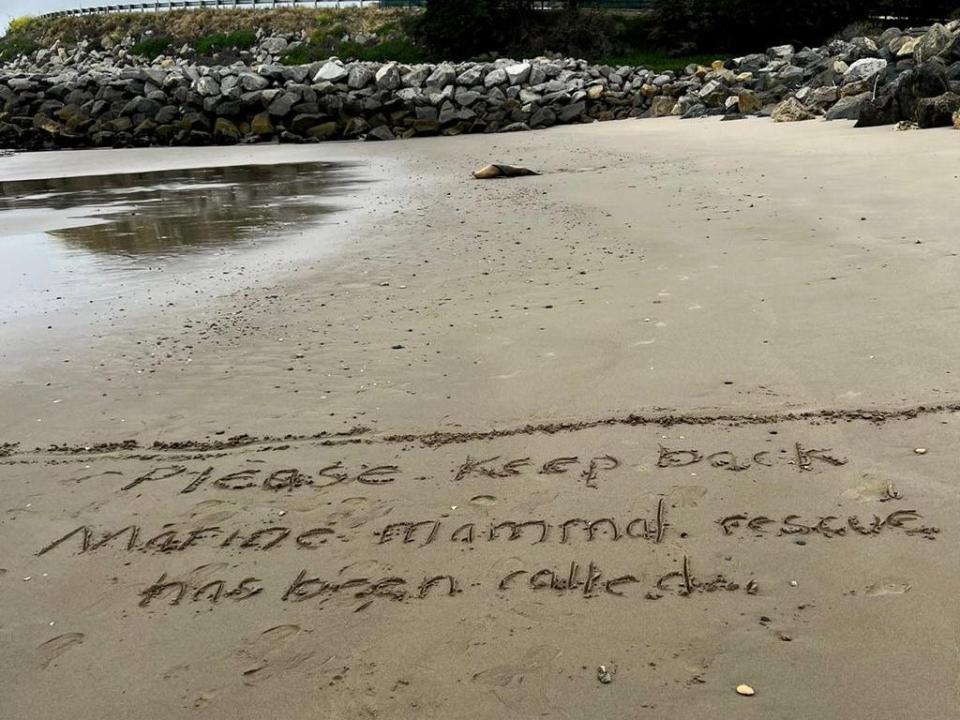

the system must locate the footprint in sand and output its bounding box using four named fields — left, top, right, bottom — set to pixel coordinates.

left=664, top=485, right=707, bottom=508
left=38, top=632, right=85, bottom=669
left=865, top=579, right=912, bottom=597
left=472, top=645, right=561, bottom=687
left=513, top=489, right=559, bottom=514
left=338, top=559, right=387, bottom=577
left=489, top=556, right=526, bottom=579
left=61, top=469, right=123, bottom=485
left=161, top=562, right=230, bottom=586
left=189, top=499, right=237, bottom=524
left=162, top=663, right=191, bottom=681
left=237, top=625, right=322, bottom=686
left=330, top=497, right=395, bottom=529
